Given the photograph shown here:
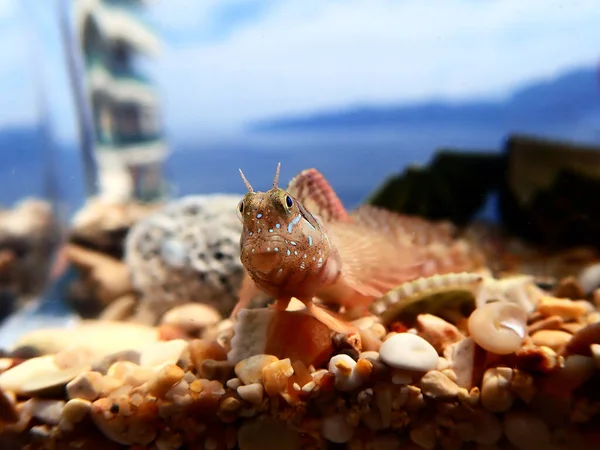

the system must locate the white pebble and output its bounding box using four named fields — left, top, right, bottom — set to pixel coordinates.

left=328, top=355, right=364, bottom=392
left=379, top=333, right=439, bottom=372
